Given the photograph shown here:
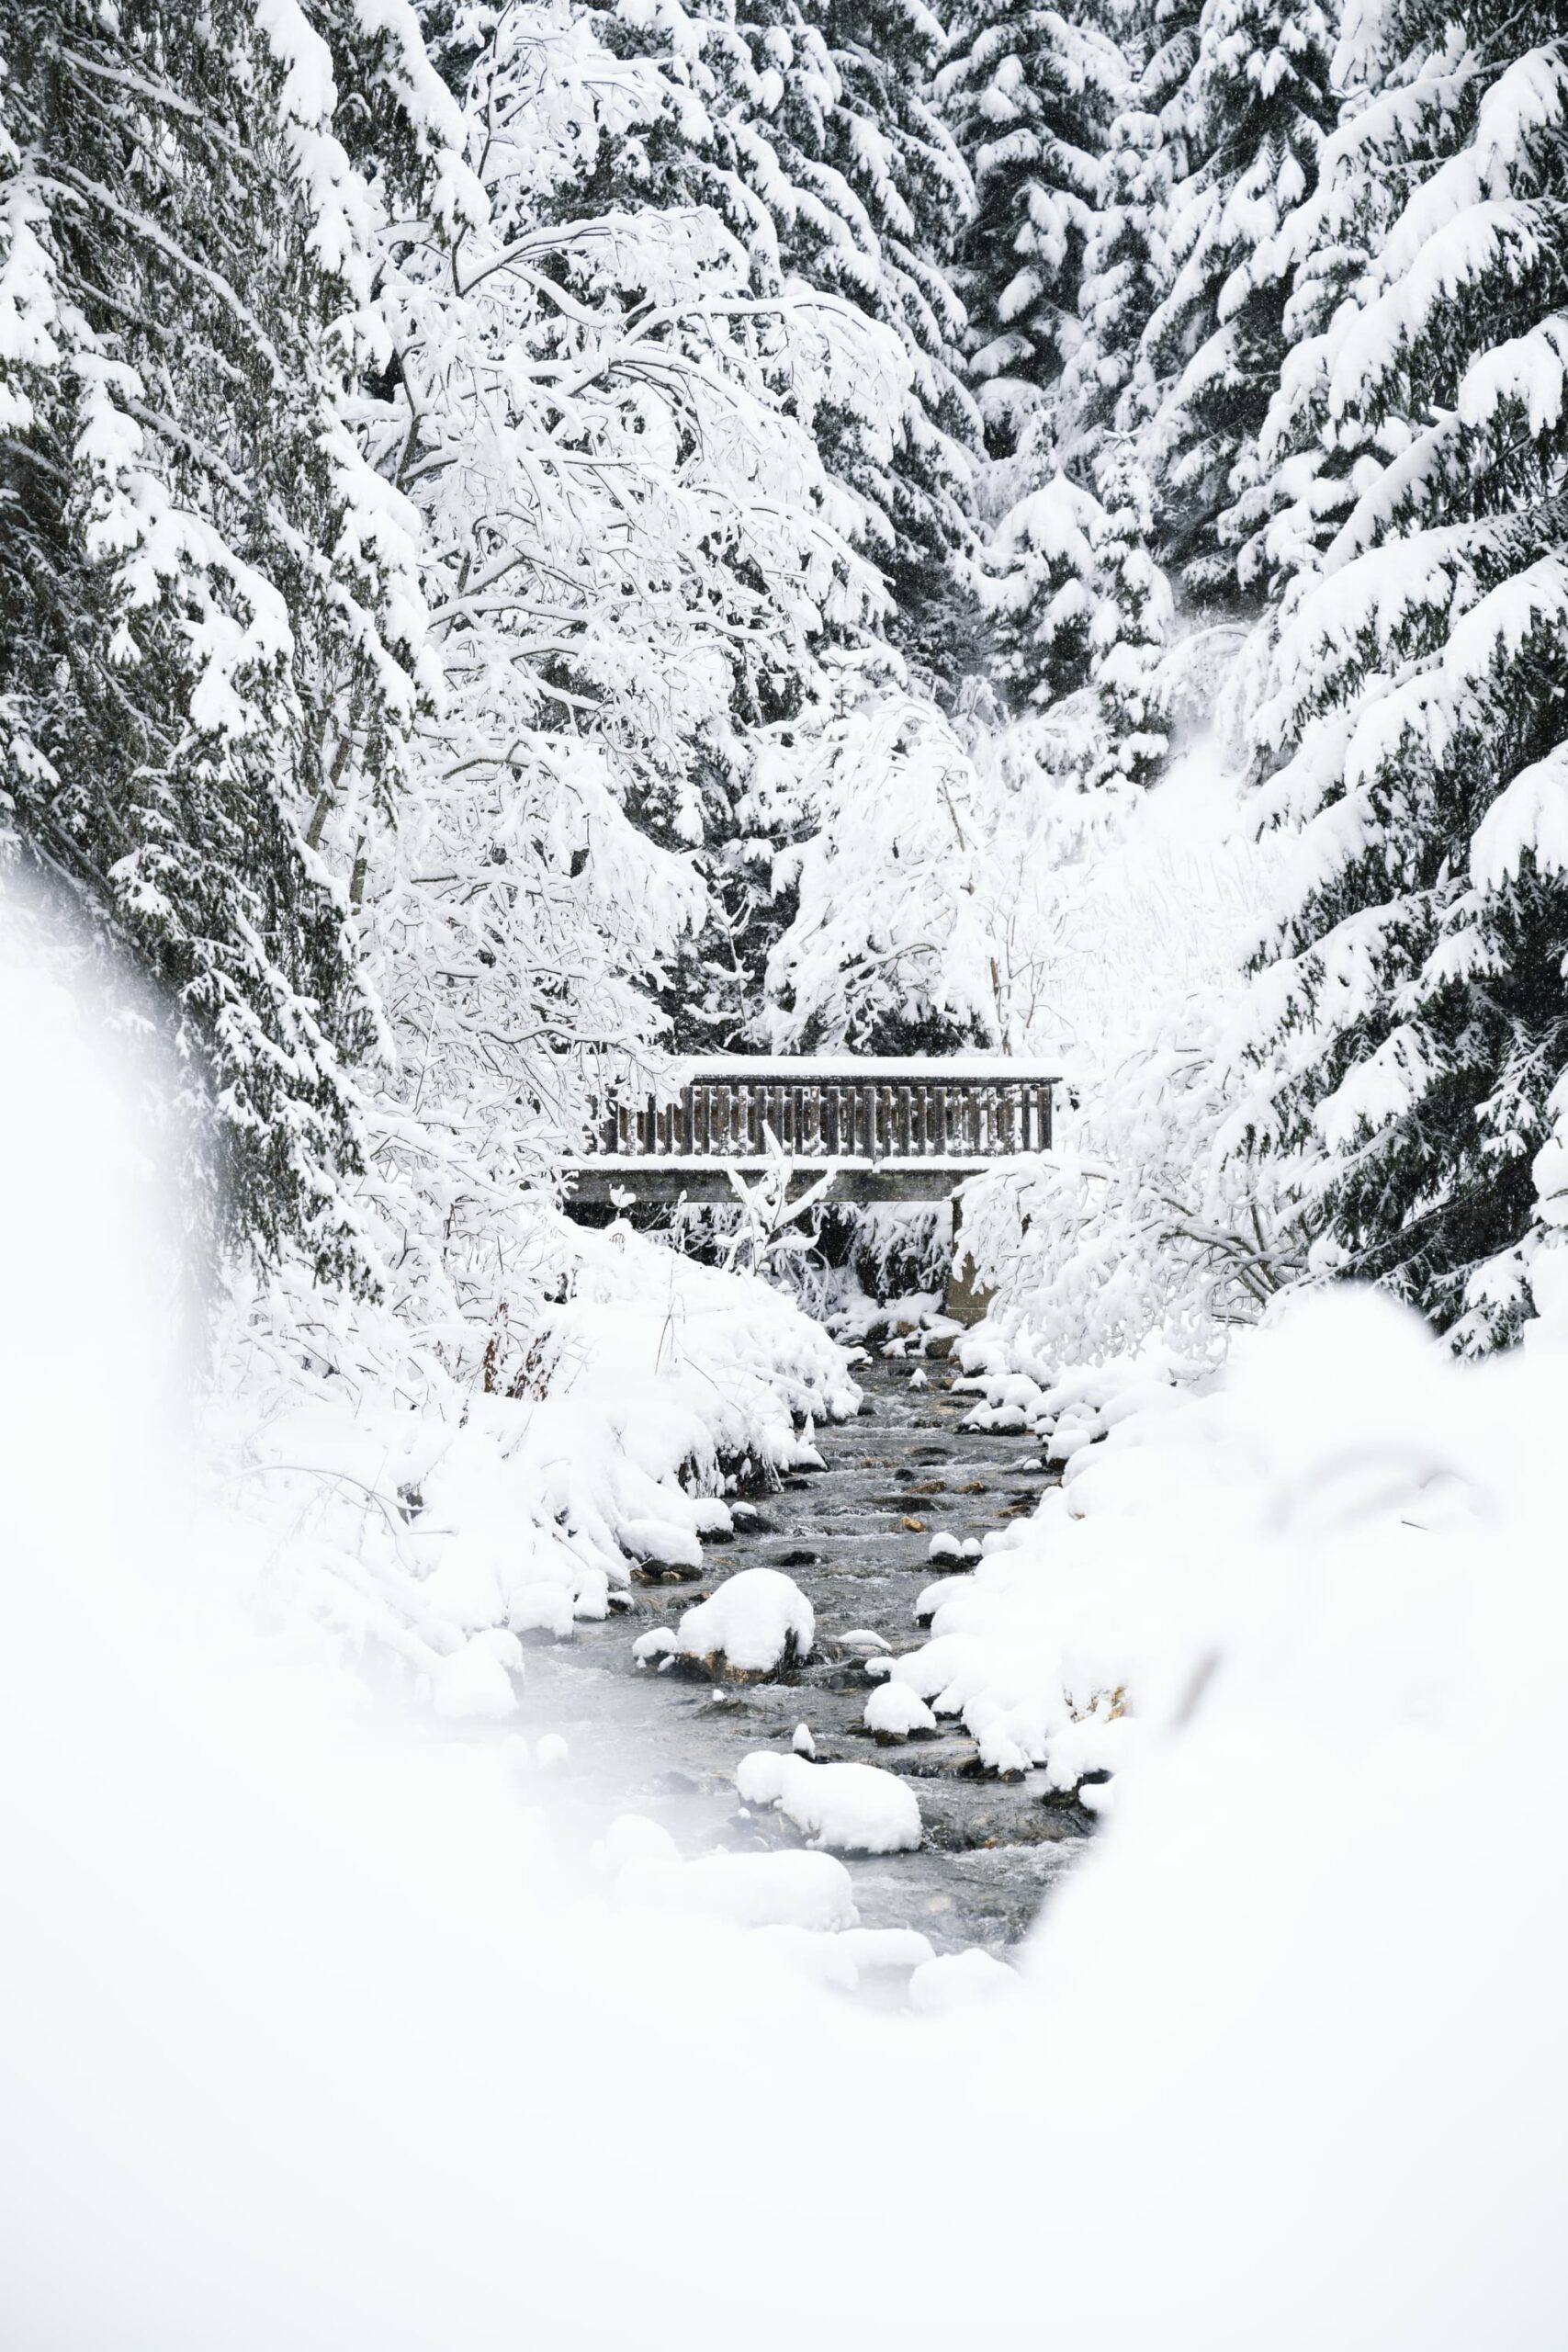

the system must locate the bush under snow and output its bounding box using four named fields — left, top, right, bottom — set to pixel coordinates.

left=953, top=749, right=1304, bottom=1453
